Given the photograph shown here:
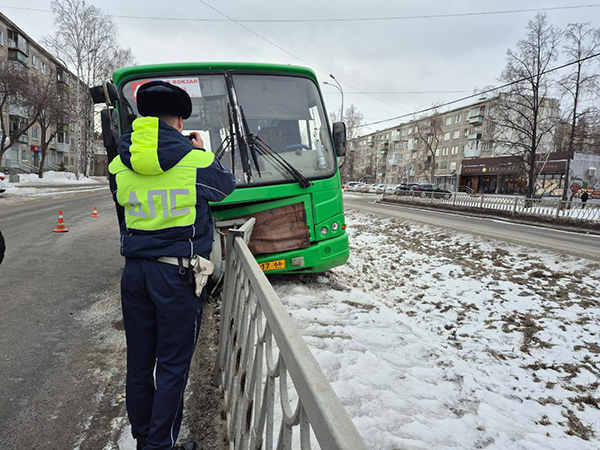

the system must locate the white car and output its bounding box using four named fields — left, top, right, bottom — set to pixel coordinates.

left=384, top=184, right=398, bottom=194
left=369, top=184, right=385, bottom=194
left=345, top=181, right=363, bottom=191
left=0, top=172, right=6, bottom=194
